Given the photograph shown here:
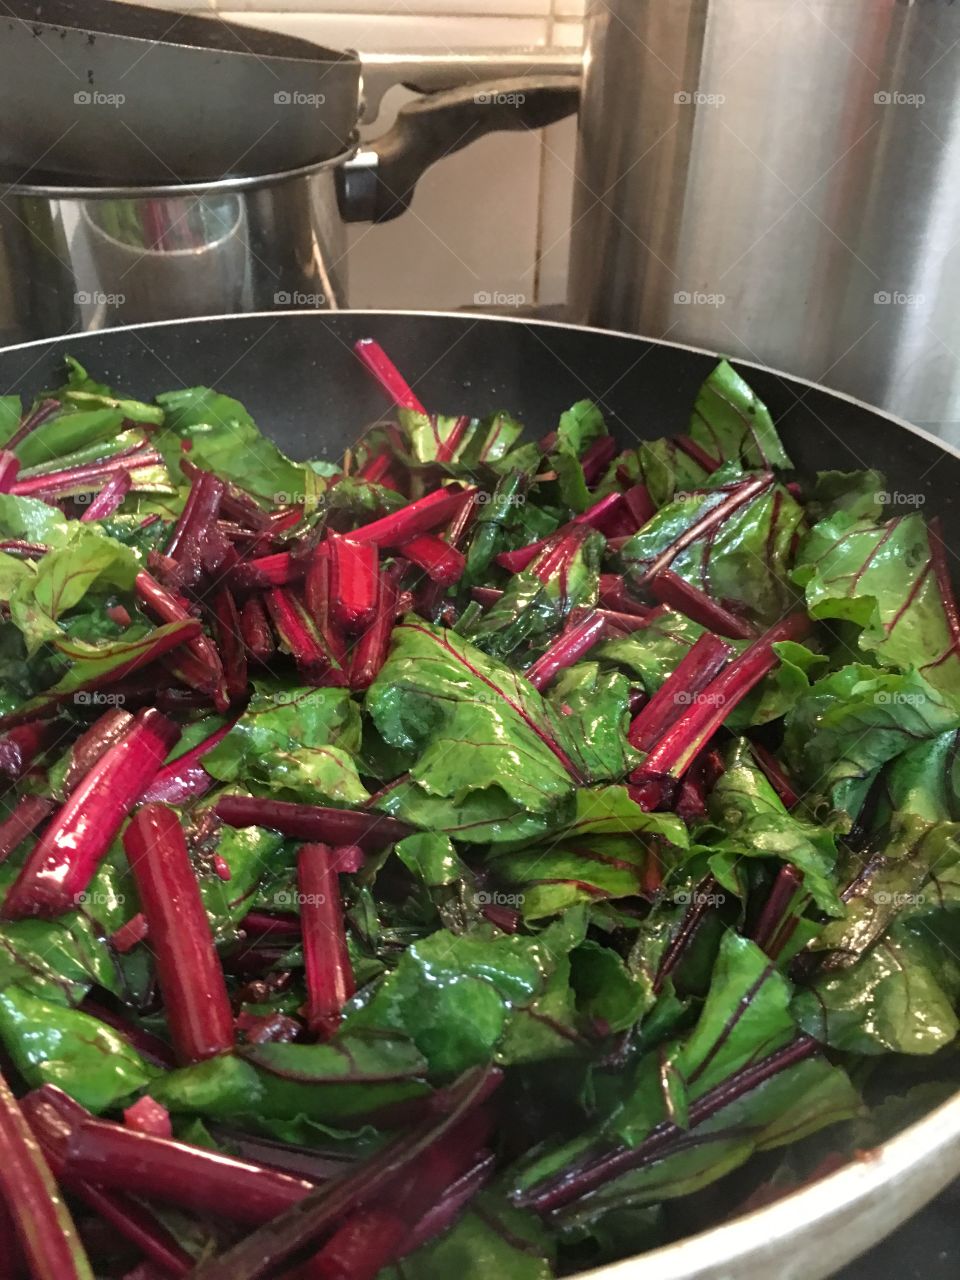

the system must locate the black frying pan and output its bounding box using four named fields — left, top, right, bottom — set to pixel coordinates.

left=0, top=313, right=955, bottom=537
